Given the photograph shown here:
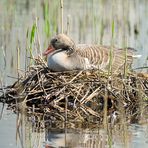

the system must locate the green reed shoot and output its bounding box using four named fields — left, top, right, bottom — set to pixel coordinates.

left=30, top=23, right=36, bottom=46
left=26, top=23, right=37, bottom=66
left=25, top=28, right=29, bottom=73
left=51, top=1, right=59, bottom=34
left=30, top=23, right=36, bottom=59
left=43, top=0, right=51, bottom=38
